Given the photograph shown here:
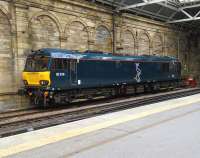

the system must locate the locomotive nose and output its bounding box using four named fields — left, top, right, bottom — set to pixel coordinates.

left=22, top=71, right=51, bottom=86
